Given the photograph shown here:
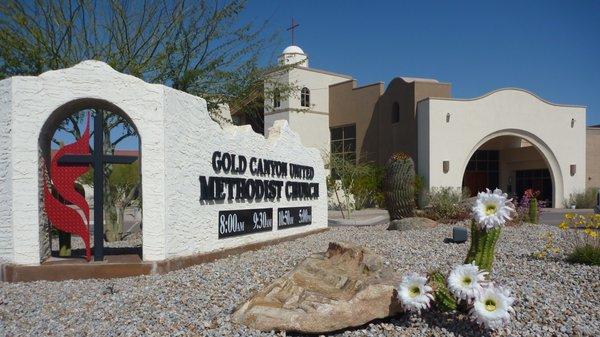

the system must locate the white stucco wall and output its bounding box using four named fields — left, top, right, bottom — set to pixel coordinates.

left=0, top=61, right=326, bottom=265
left=0, top=79, right=13, bottom=262
left=163, top=89, right=326, bottom=259
left=417, top=88, right=586, bottom=207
